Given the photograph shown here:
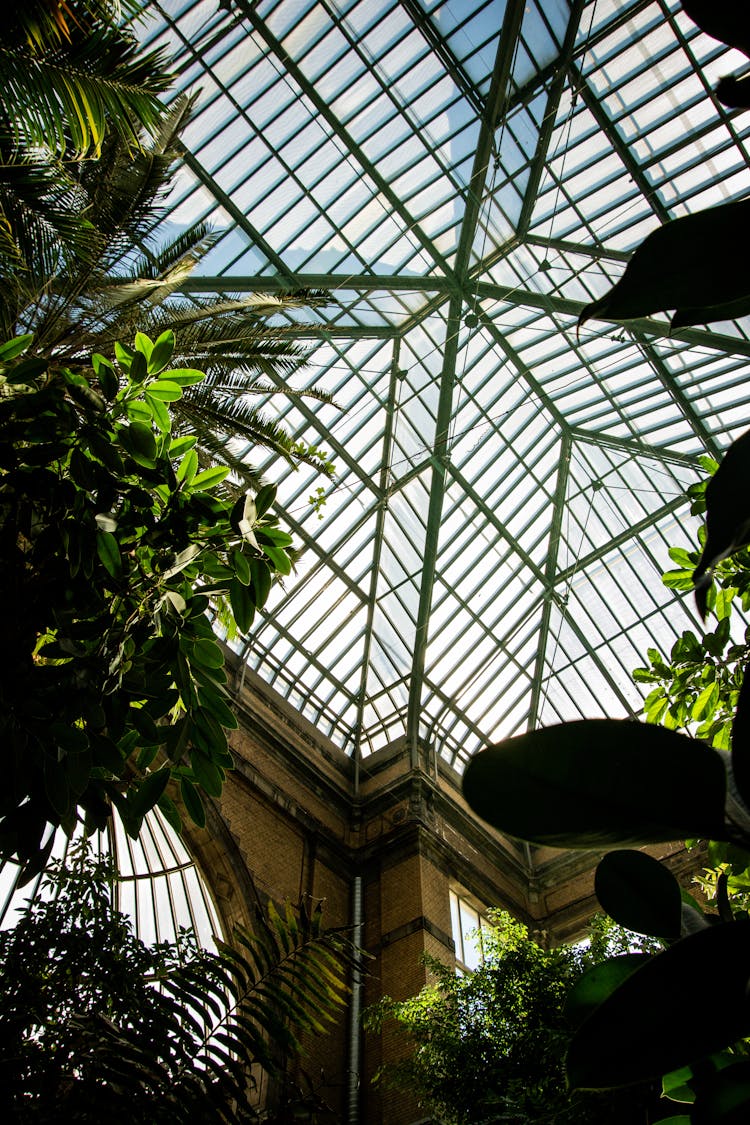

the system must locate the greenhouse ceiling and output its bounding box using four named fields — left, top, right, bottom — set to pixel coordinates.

left=141, top=0, right=750, bottom=774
